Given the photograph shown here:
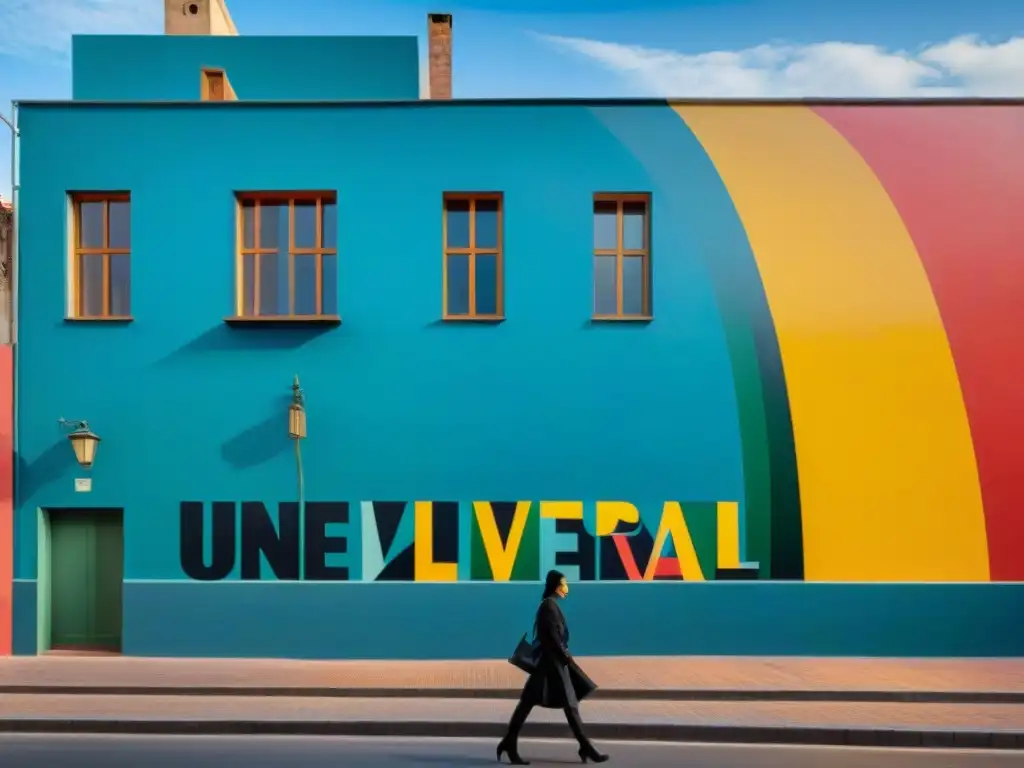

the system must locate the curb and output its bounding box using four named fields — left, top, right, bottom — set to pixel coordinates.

left=0, top=719, right=1022, bottom=749
left=0, top=687, right=1020, bottom=704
